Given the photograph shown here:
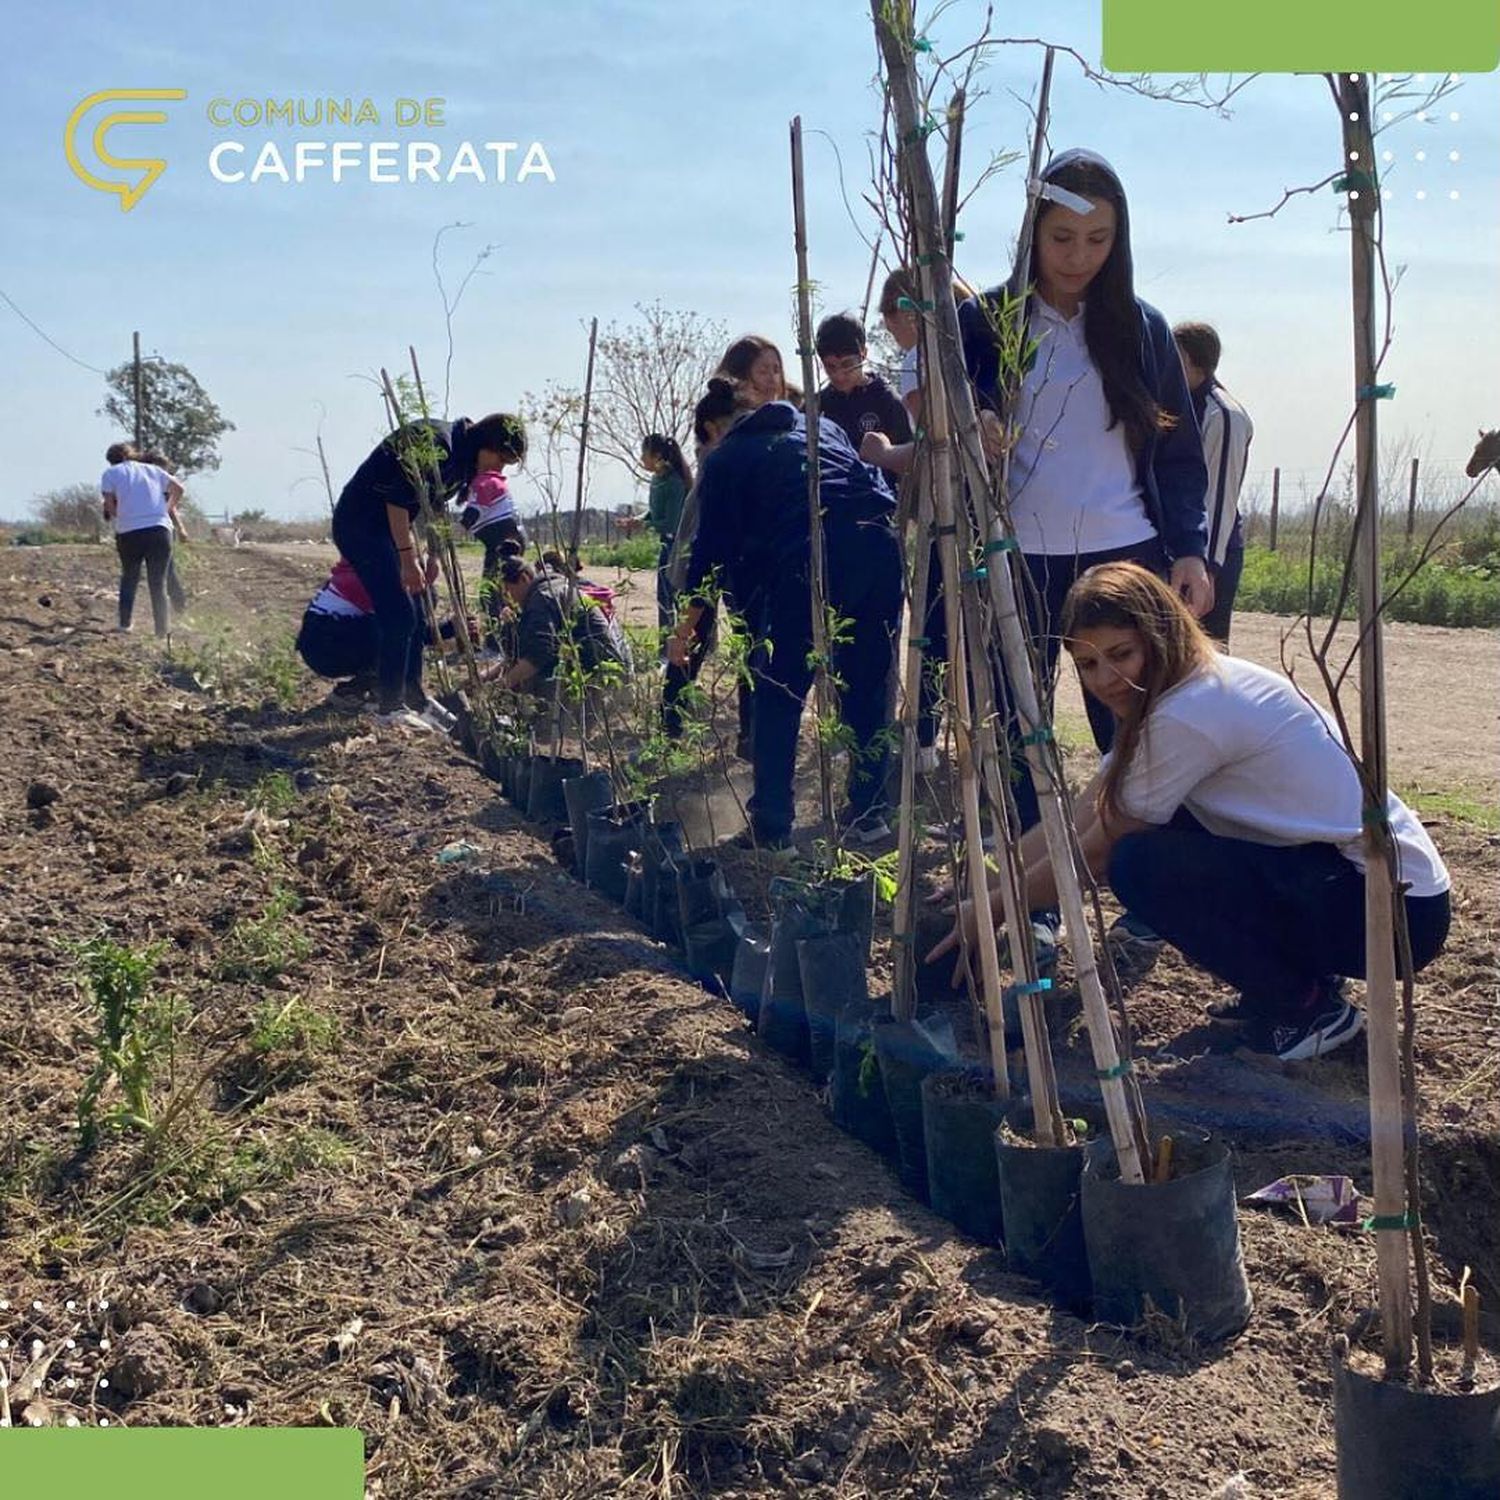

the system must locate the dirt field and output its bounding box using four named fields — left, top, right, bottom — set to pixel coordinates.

left=1, top=542, right=1495, bottom=1498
